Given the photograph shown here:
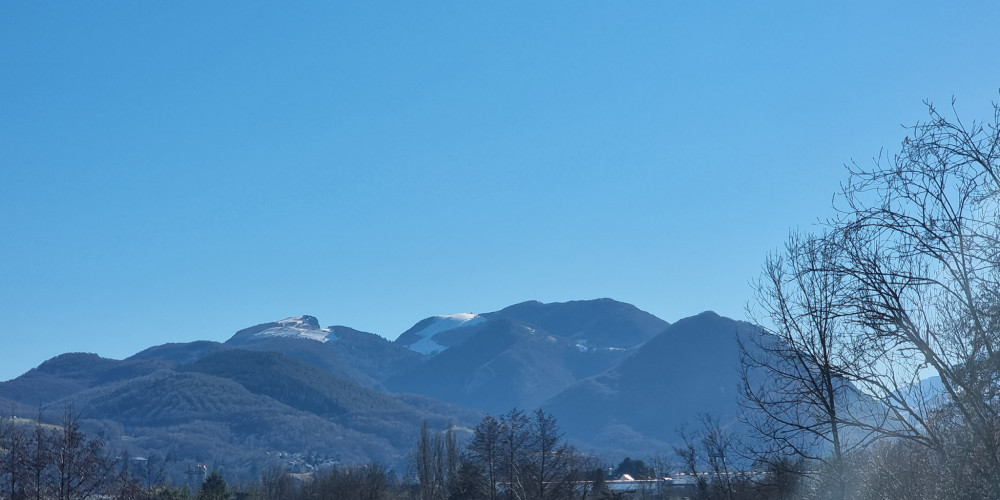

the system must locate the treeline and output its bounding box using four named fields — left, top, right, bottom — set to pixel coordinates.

left=3, top=407, right=582, bottom=500
left=0, top=406, right=228, bottom=500
left=411, top=409, right=590, bottom=500
left=0, top=404, right=801, bottom=500
left=236, top=410, right=795, bottom=500
left=1, top=407, right=127, bottom=500
left=235, top=408, right=608, bottom=500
